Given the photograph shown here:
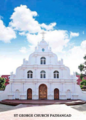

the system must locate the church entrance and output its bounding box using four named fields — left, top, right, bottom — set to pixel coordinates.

left=54, top=88, right=59, bottom=100
left=27, top=88, right=32, bottom=100
left=39, top=84, right=47, bottom=100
